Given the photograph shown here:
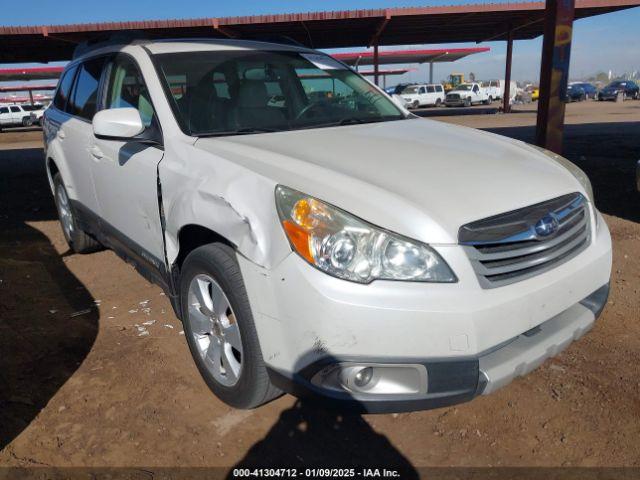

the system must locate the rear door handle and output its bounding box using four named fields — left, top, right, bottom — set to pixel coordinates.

left=90, top=146, right=104, bottom=160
